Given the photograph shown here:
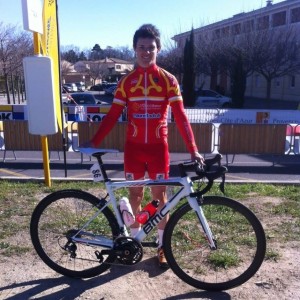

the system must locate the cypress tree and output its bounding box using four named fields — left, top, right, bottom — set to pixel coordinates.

left=182, top=28, right=195, bottom=107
